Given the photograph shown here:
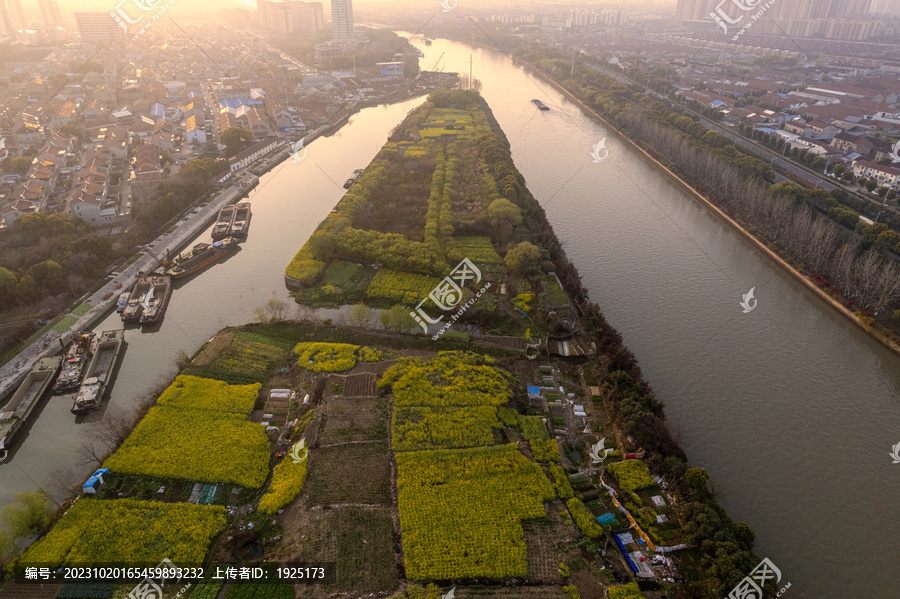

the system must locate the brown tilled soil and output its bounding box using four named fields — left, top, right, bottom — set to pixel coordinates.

left=319, top=397, right=388, bottom=445
left=191, top=330, right=236, bottom=366
left=304, top=442, right=392, bottom=506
